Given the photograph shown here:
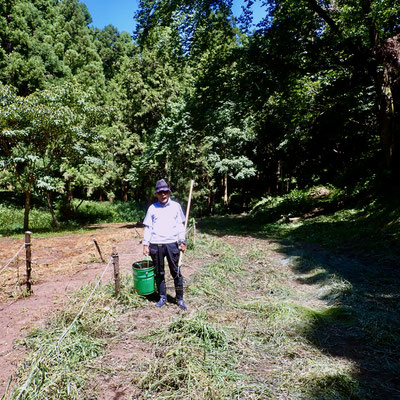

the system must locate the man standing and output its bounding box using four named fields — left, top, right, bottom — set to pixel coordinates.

left=142, top=179, right=187, bottom=310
